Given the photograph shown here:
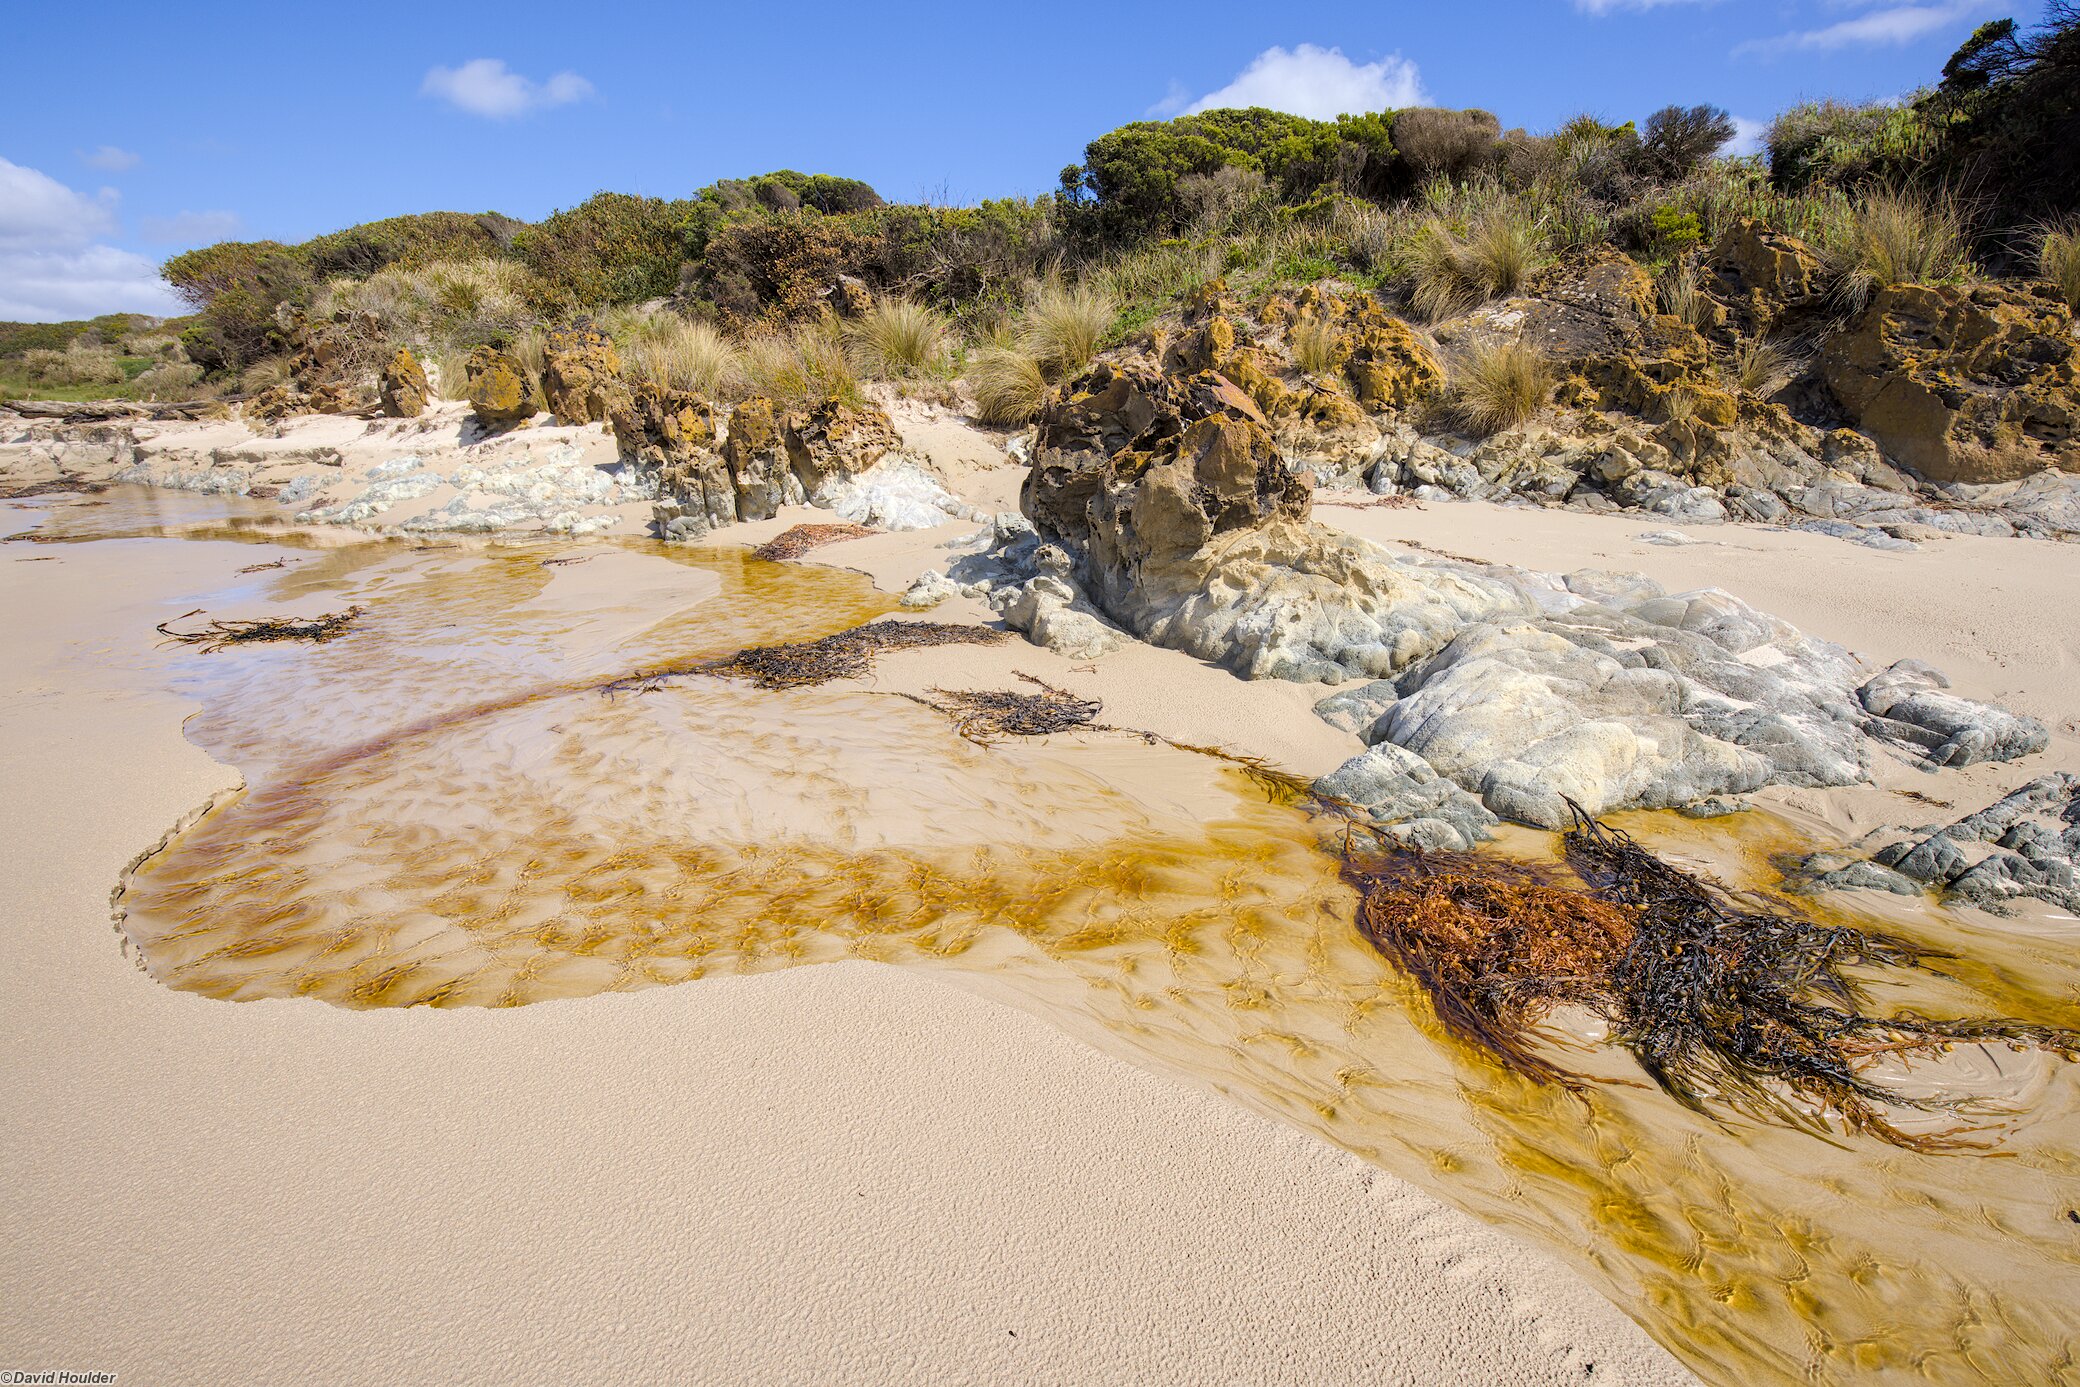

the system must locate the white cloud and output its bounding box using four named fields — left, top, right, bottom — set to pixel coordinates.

left=1729, top=116, right=1769, bottom=156
left=0, top=156, right=117, bottom=249
left=1736, top=2, right=1988, bottom=57
left=81, top=145, right=141, bottom=173
left=140, top=210, right=243, bottom=245
left=1183, top=44, right=1425, bottom=120
left=0, top=245, right=184, bottom=321
left=0, top=156, right=181, bottom=321
left=1574, top=0, right=1710, bottom=13
left=420, top=58, right=596, bottom=118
